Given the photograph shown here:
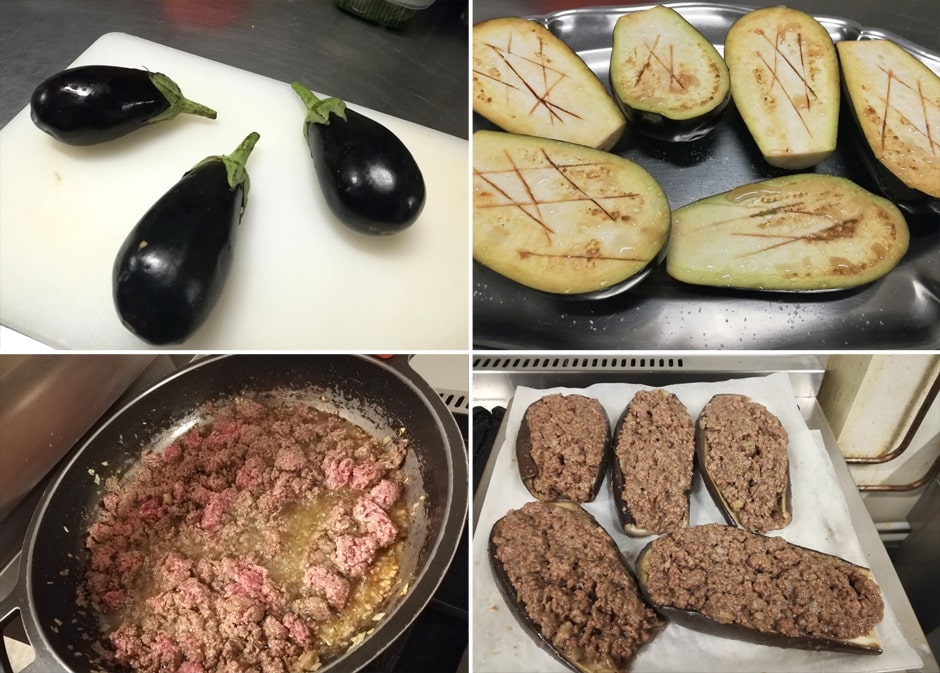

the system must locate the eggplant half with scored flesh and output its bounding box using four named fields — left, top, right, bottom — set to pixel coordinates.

left=489, top=501, right=666, bottom=673
left=635, top=523, right=885, bottom=654
left=695, top=394, right=791, bottom=534
left=113, top=132, right=260, bottom=345
left=724, top=7, right=840, bottom=169
left=837, top=39, right=940, bottom=214
left=516, top=393, right=611, bottom=503
left=30, top=65, right=216, bottom=145
left=665, top=173, right=910, bottom=291
left=611, top=389, right=695, bottom=537
left=473, top=17, right=626, bottom=150
left=610, top=5, right=731, bottom=142
left=473, top=130, right=671, bottom=295
left=291, top=81, right=425, bottom=235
